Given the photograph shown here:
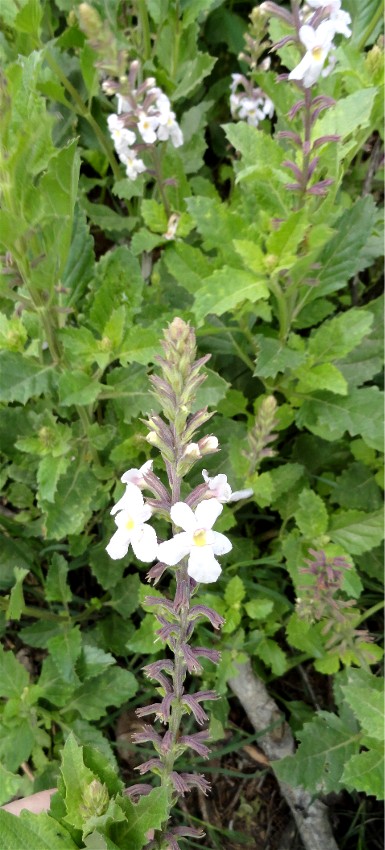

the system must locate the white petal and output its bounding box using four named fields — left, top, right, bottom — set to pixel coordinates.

left=211, top=531, right=232, bottom=556
left=195, top=498, right=223, bottom=529
left=158, top=532, right=191, bottom=565
left=288, top=53, right=313, bottom=82
left=131, top=524, right=158, bottom=562
left=187, top=548, right=222, bottom=583
left=111, top=482, right=145, bottom=517
left=317, top=20, right=336, bottom=46
left=106, top=528, right=130, bottom=560
left=299, top=25, right=316, bottom=50
left=170, top=502, right=196, bottom=532
left=229, top=488, right=254, bottom=502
